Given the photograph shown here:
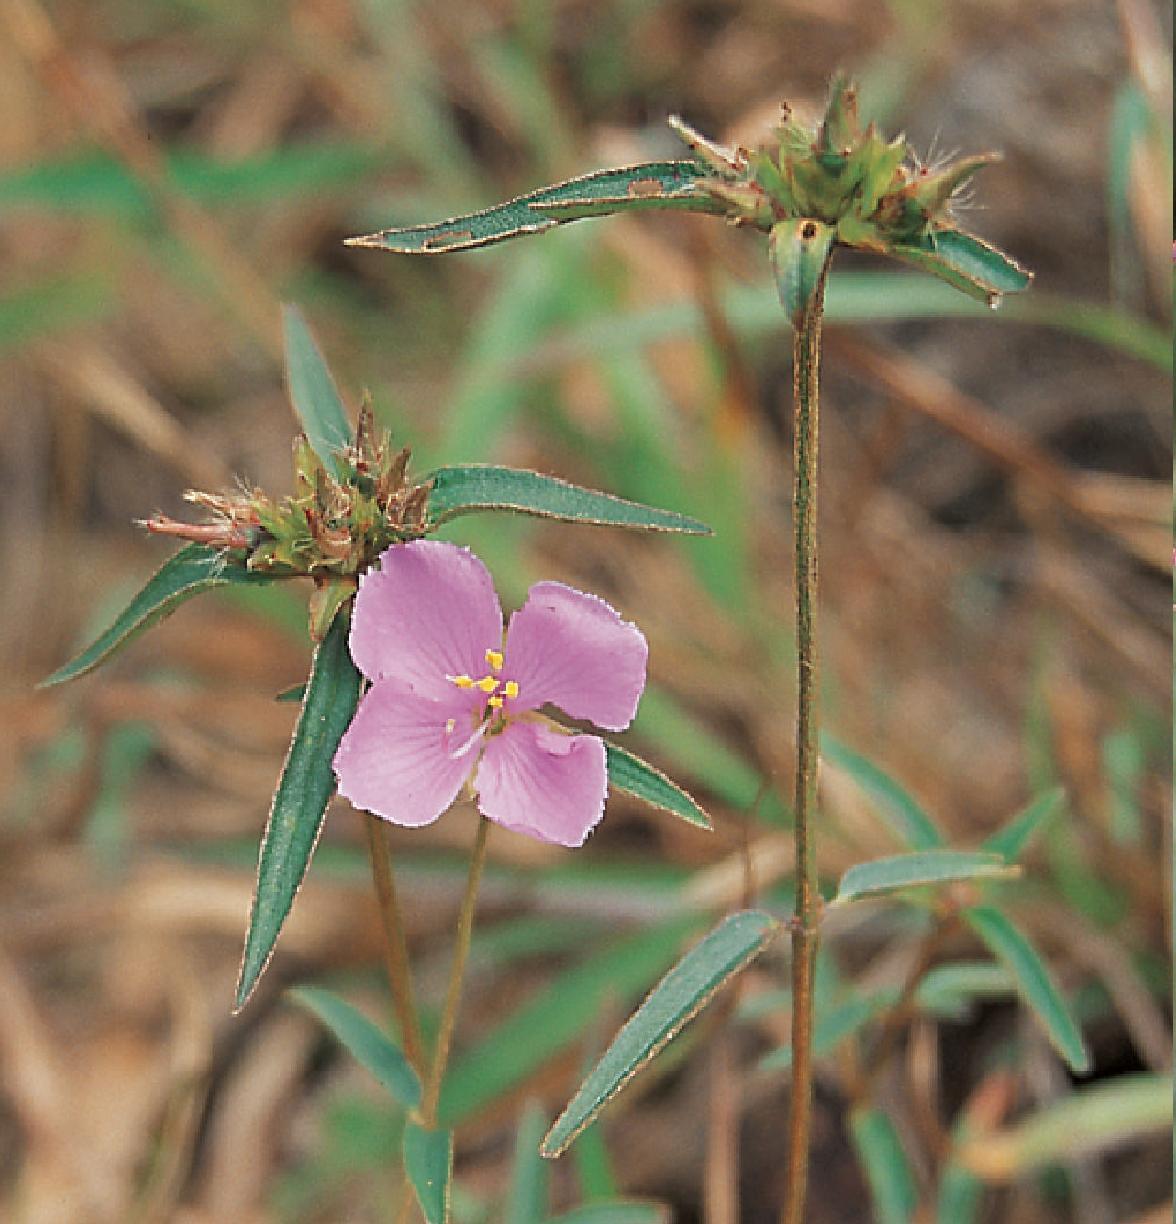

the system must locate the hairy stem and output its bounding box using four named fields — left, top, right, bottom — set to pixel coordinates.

left=420, top=816, right=490, bottom=1126
left=365, top=813, right=427, bottom=1078
left=782, top=259, right=832, bottom=1224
